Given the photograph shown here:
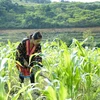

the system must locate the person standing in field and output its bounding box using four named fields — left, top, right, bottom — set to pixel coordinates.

left=16, top=31, right=42, bottom=84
